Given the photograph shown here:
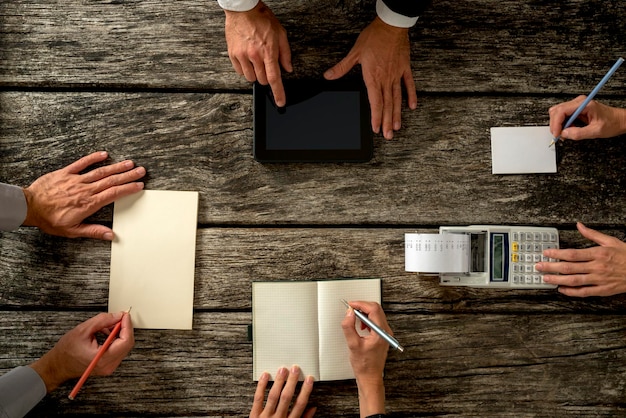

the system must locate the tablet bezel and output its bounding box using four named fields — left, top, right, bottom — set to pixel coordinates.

left=253, top=80, right=373, bottom=163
